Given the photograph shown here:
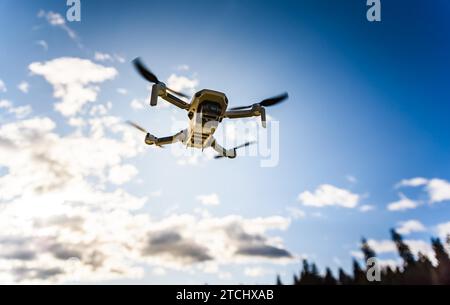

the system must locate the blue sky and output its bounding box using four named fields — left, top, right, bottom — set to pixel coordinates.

left=0, top=0, right=450, bottom=284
